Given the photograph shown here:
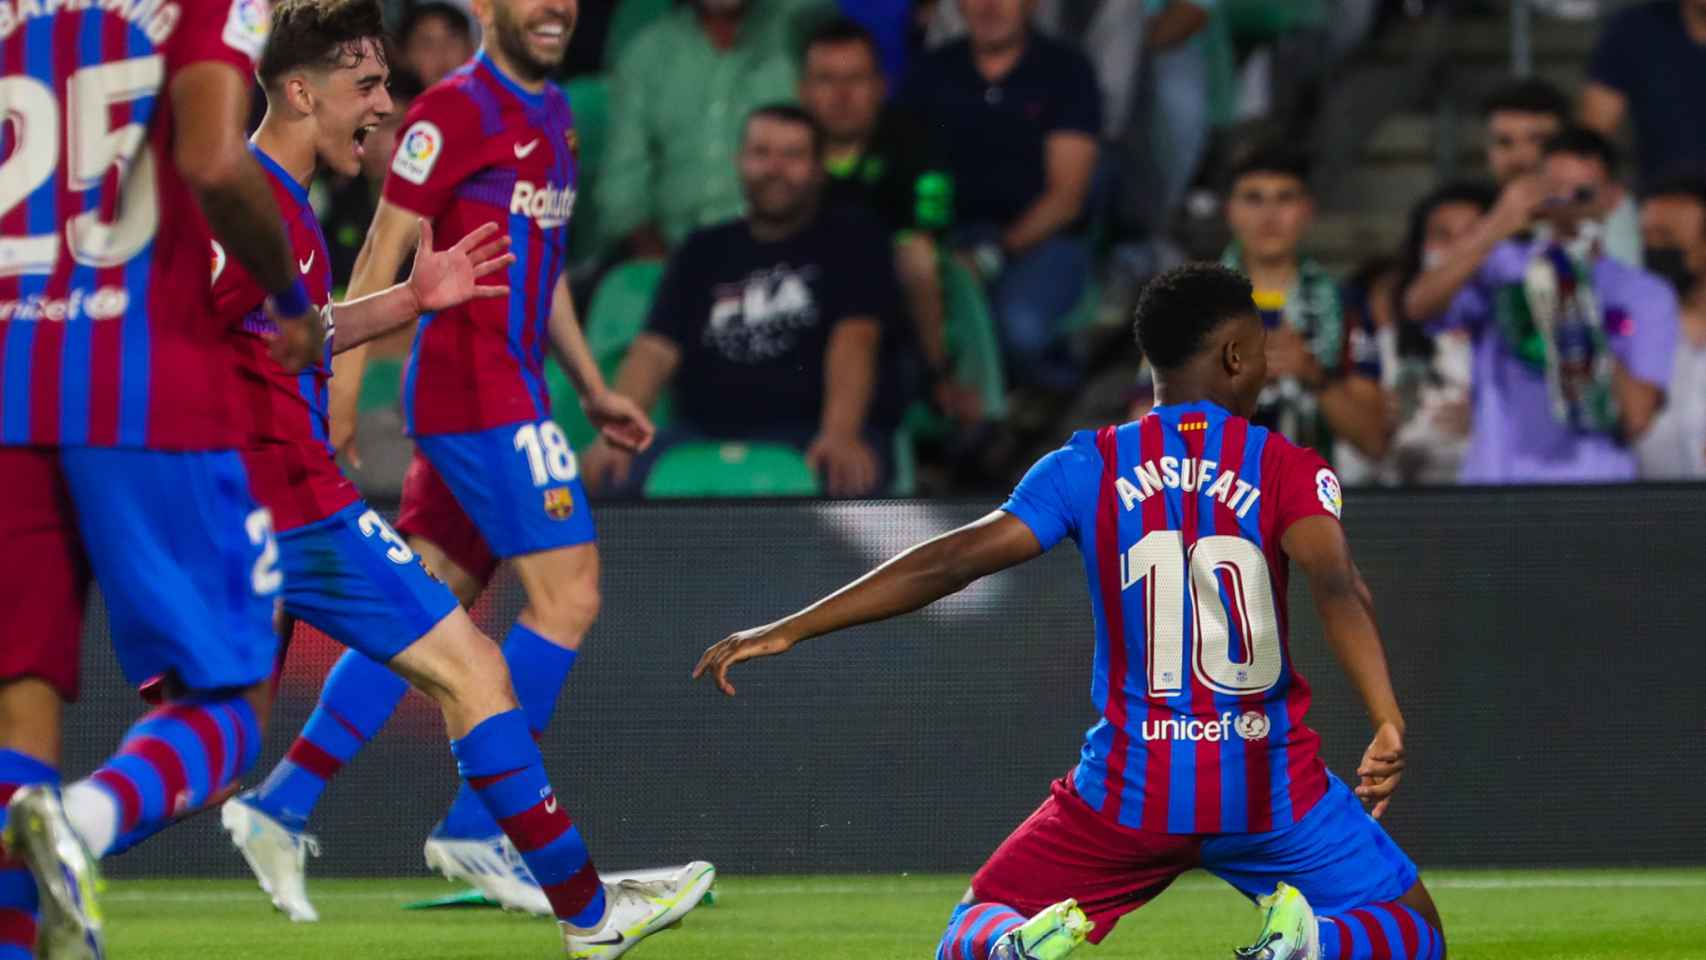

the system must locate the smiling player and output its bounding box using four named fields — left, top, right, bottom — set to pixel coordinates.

left=218, top=0, right=712, bottom=953
left=697, top=264, right=1447, bottom=960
